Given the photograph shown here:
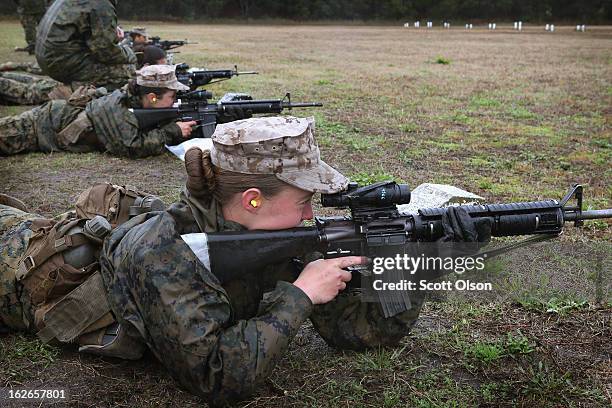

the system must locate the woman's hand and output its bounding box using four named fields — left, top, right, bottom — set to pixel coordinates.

left=293, top=256, right=366, bottom=304
left=176, top=121, right=198, bottom=138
